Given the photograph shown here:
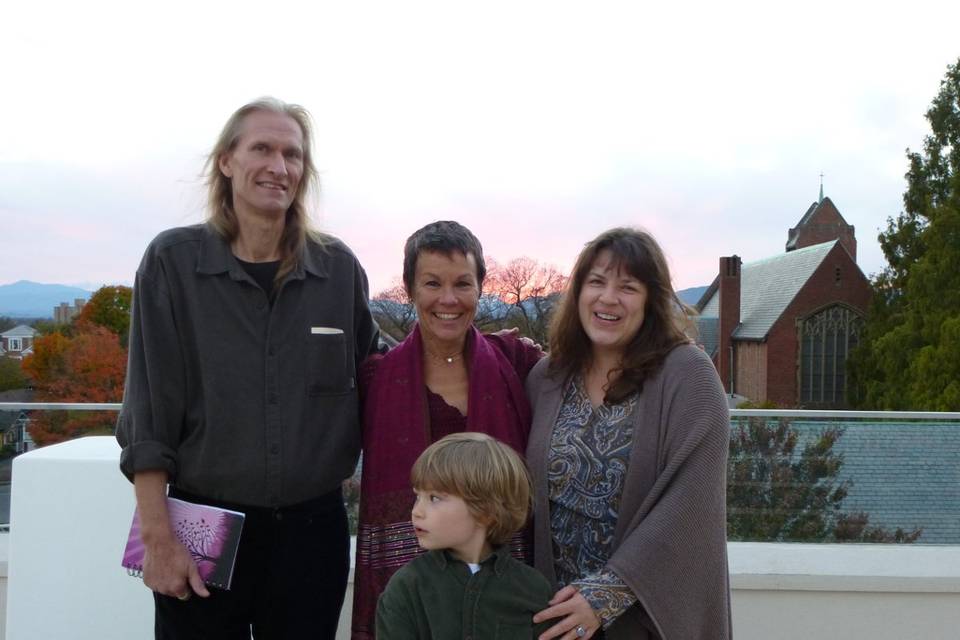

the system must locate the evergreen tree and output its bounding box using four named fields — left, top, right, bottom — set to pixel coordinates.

left=850, top=58, right=960, bottom=409
left=727, top=417, right=922, bottom=543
